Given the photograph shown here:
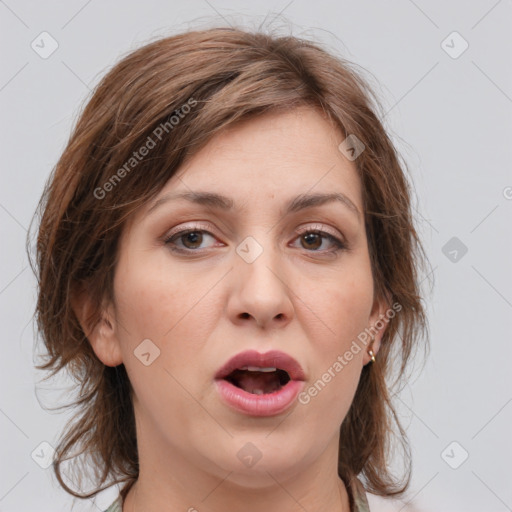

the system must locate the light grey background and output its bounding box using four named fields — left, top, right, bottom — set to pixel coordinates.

left=1, top=1, right=511, bottom=511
